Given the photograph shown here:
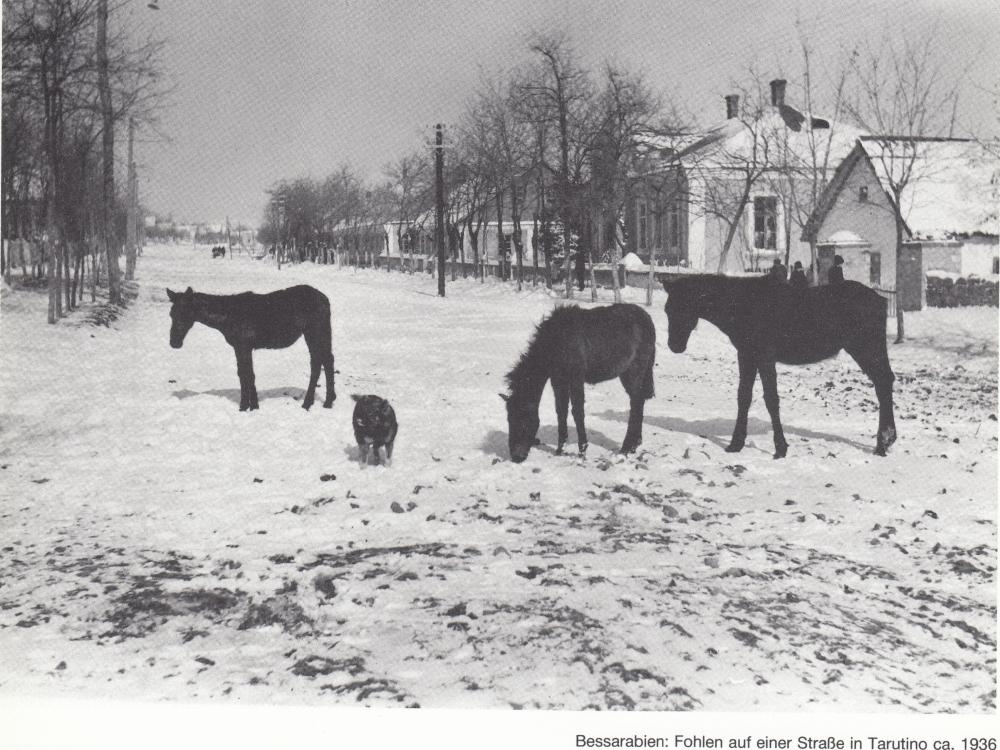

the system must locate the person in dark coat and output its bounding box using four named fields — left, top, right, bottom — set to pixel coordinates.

left=790, top=260, right=808, bottom=289
left=768, top=258, right=787, bottom=281
left=827, top=254, right=845, bottom=285
left=574, top=249, right=587, bottom=291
